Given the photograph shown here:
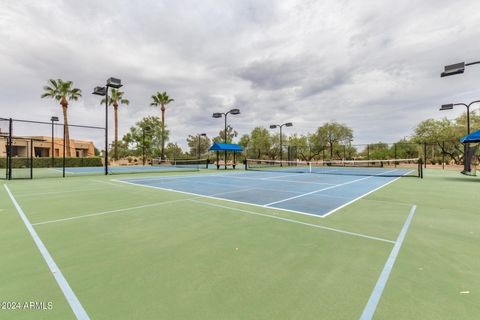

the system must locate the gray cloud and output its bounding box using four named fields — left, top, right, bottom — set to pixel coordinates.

left=1, top=0, right=480, bottom=150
